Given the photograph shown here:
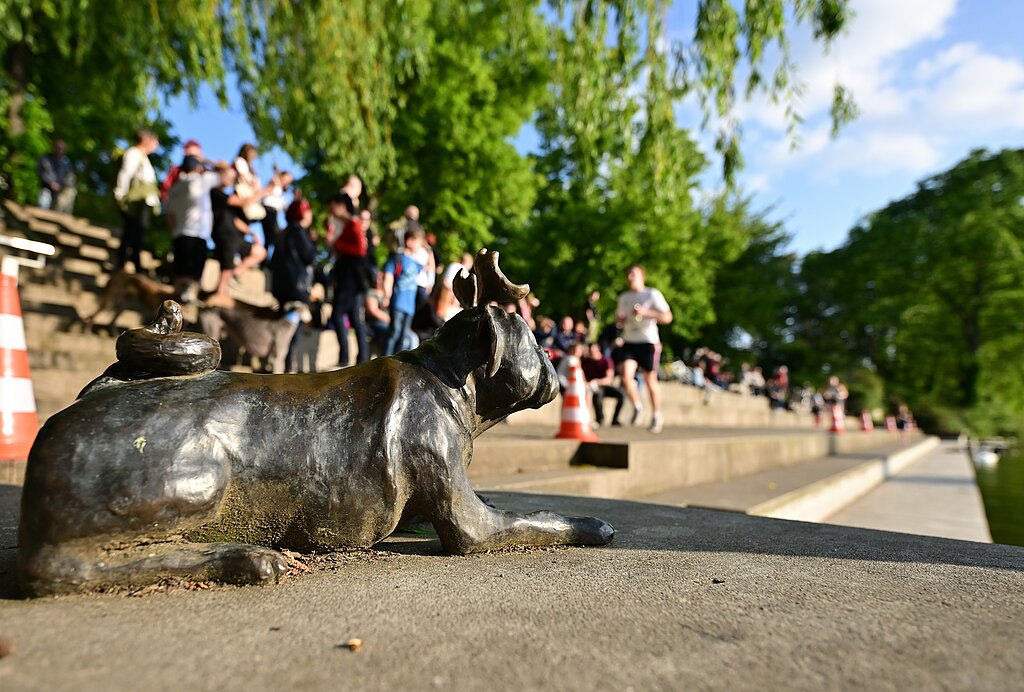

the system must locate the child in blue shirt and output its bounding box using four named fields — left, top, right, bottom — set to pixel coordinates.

left=382, top=228, right=426, bottom=356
